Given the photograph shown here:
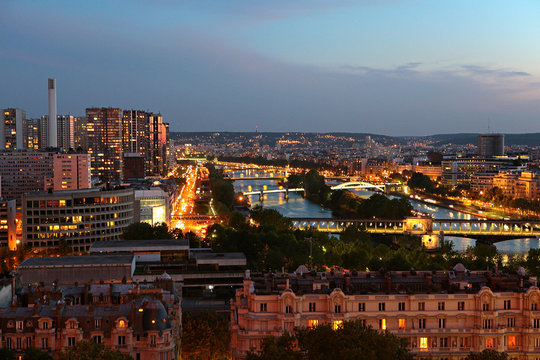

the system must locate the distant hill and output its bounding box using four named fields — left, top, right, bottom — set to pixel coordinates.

left=424, top=133, right=540, bottom=147
left=170, top=132, right=540, bottom=147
